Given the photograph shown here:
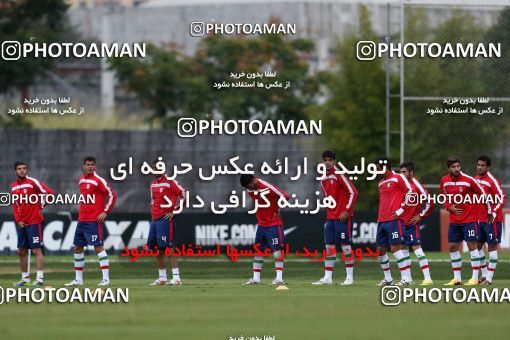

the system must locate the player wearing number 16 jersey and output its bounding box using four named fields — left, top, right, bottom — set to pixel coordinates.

left=376, top=157, right=415, bottom=286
